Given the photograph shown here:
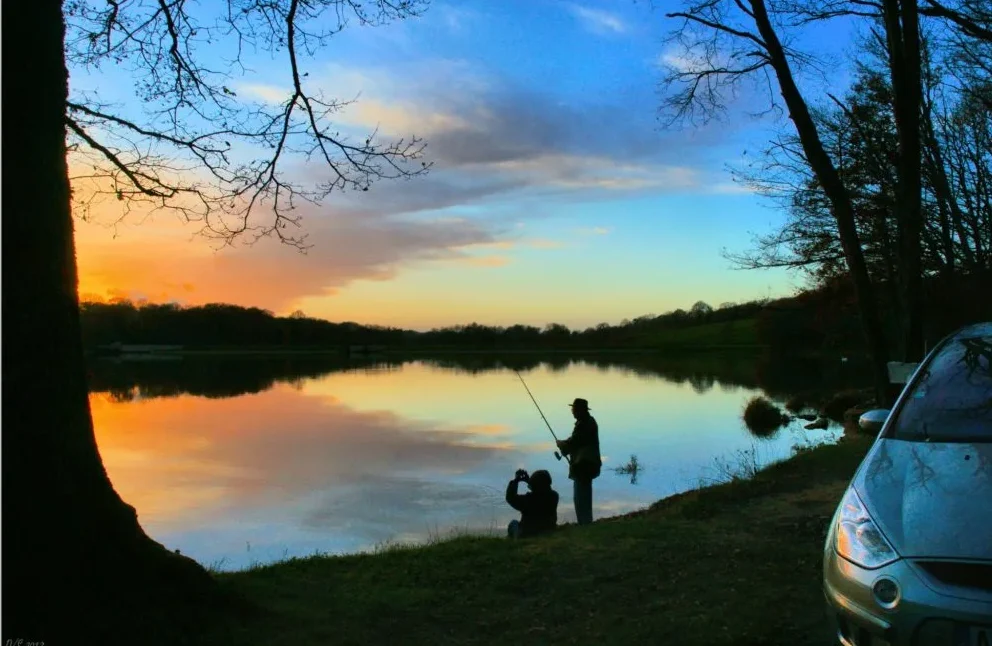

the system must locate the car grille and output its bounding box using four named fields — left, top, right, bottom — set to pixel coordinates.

left=914, top=560, right=992, bottom=593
